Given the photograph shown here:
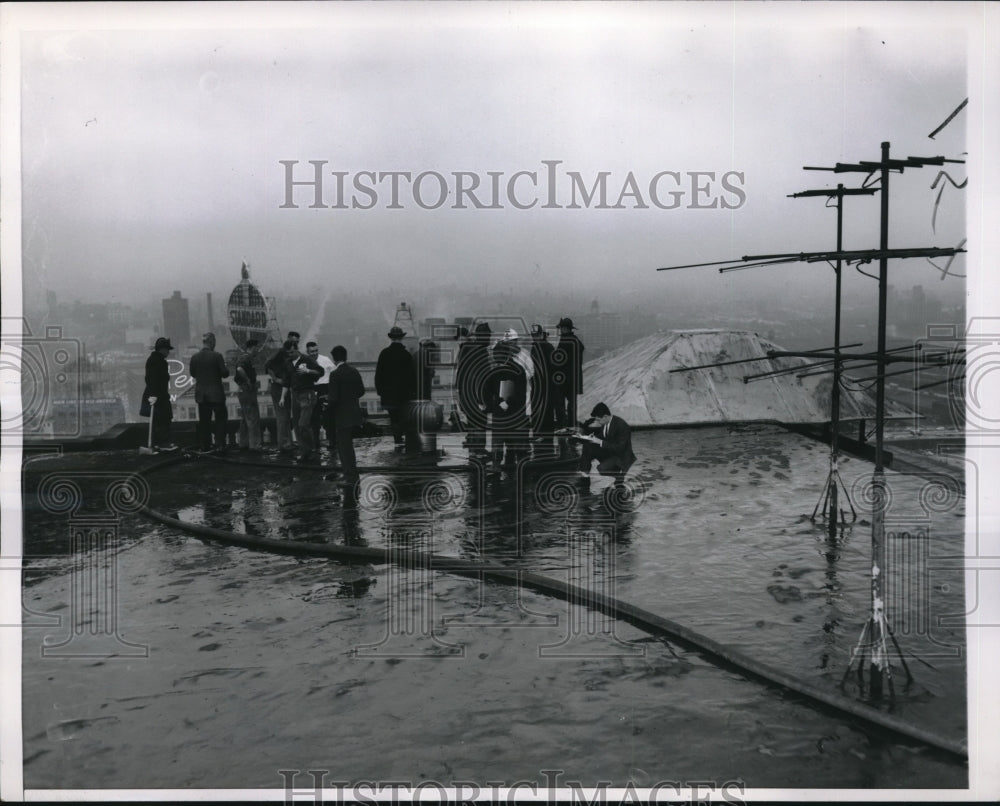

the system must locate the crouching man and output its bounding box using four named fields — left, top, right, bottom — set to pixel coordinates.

left=577, top=402, right=636, bottom=485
